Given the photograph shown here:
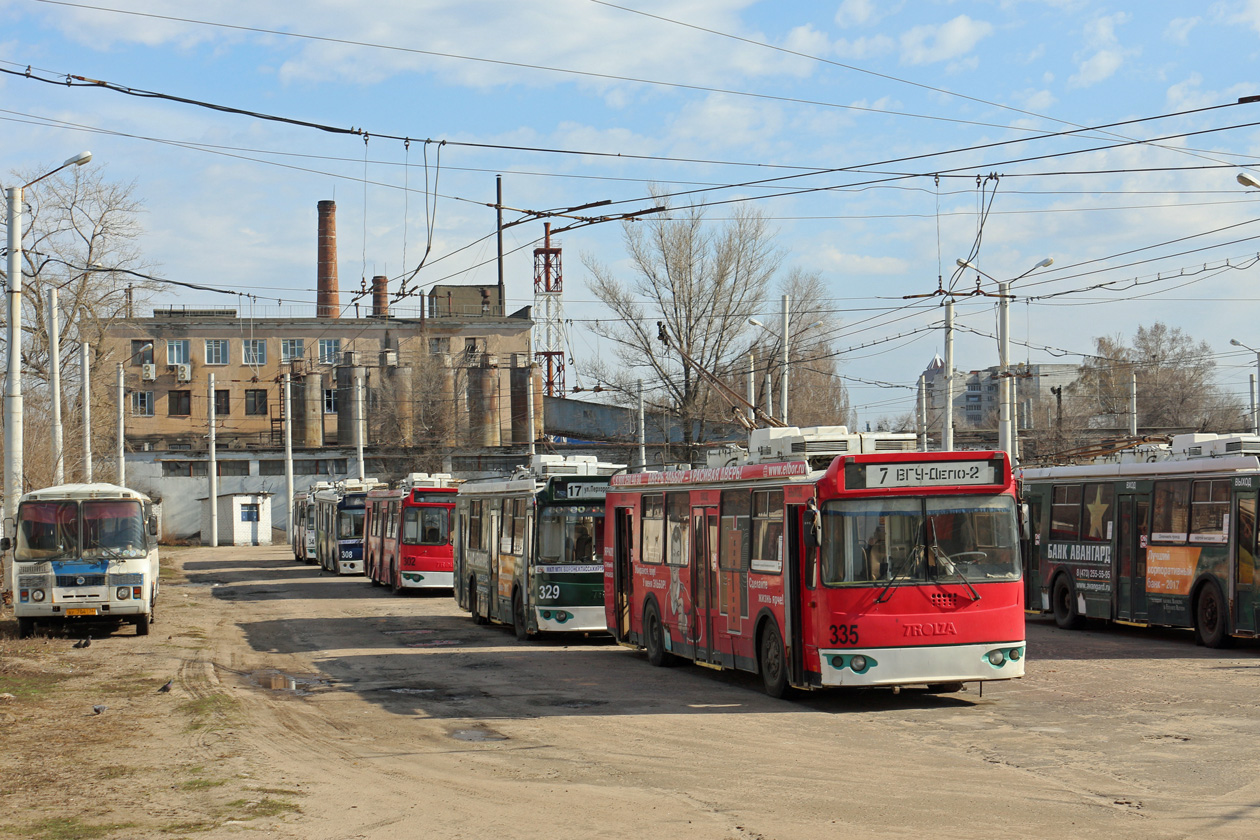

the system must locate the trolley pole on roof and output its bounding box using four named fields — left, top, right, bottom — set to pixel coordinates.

left=943, top=299, right=955, bottom=450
